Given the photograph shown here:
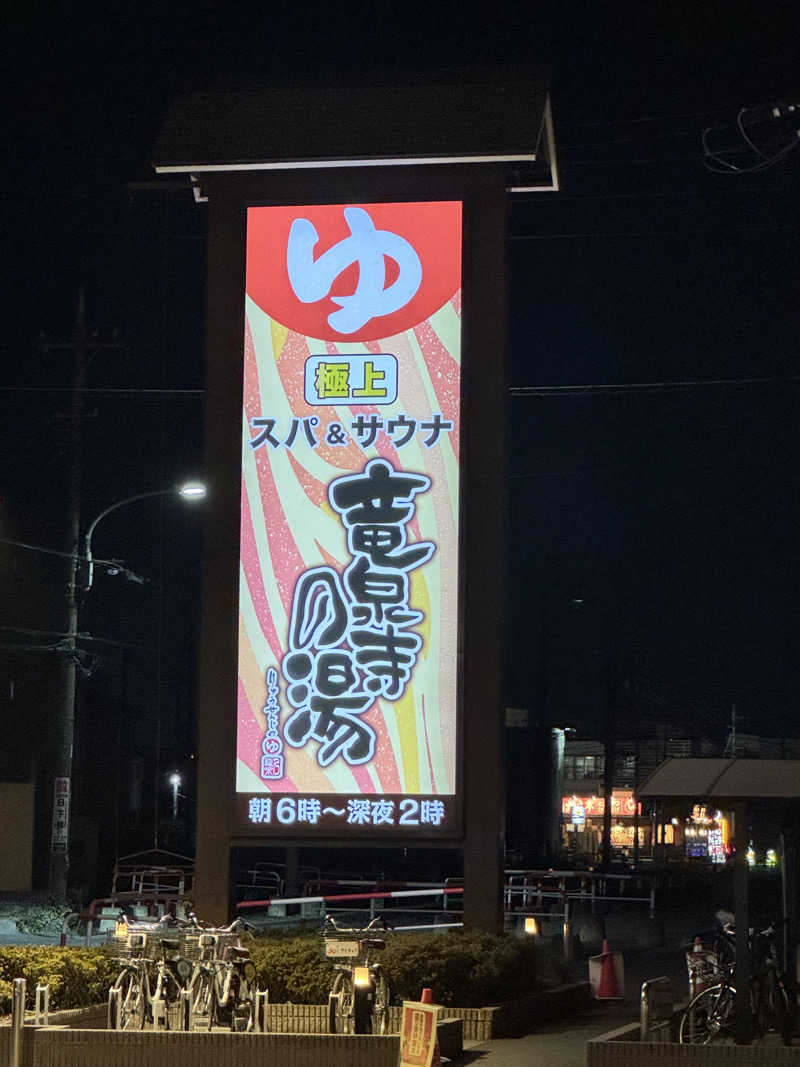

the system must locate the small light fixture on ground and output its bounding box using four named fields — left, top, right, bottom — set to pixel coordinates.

left=524, top=916, right=540, bottom=936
